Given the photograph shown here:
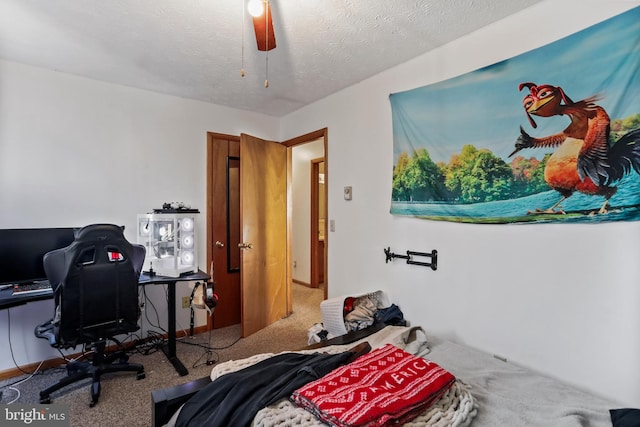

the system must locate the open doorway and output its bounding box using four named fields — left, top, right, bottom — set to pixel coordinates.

left=206, top=129, right=328, bottom=334
left=206, top=133, right=287, bottom=336
left=284, top=129, right=329, bottom=302
left=291, top=141, right=325, bottom=290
